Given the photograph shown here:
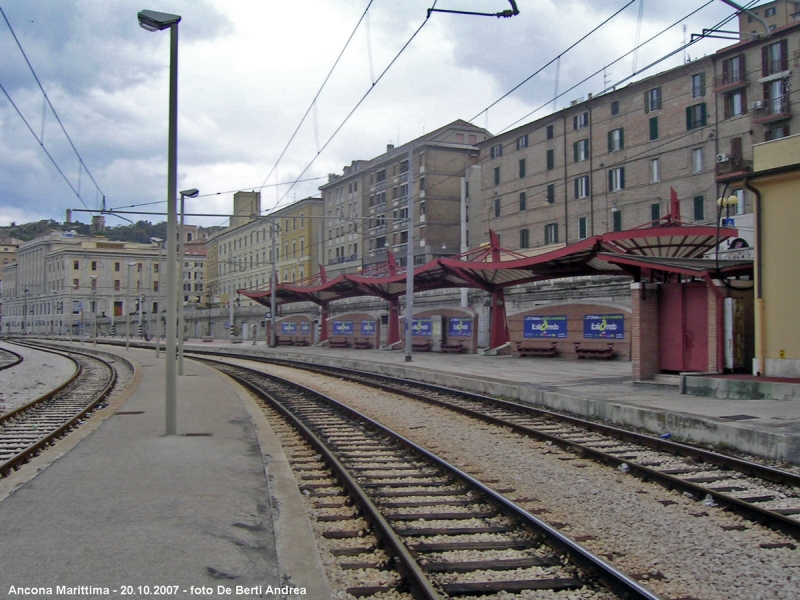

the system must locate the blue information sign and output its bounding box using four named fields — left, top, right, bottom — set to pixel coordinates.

left=300, top=322, right=311, bottom=334
left=361, top=320, right=376, bottom=335
left=411, top=318, right=433, bottom=336
left=583, top=314, right=625, bottom=339
left=281, top=322, right=297, bottom=335
left=333, top=320, right=353, bottom=335
left=523, top=315, right=568, bottom=338
left=448, top=317, right=472, bottom=338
